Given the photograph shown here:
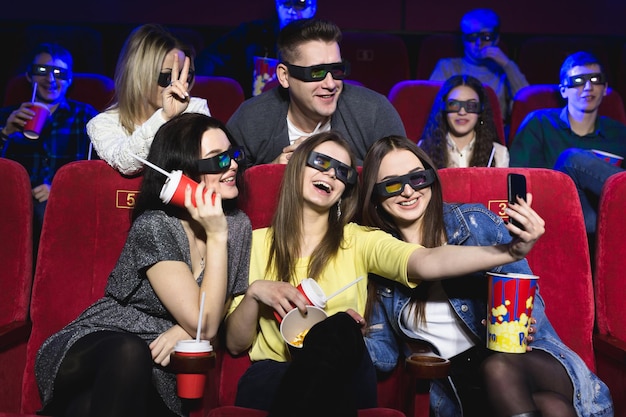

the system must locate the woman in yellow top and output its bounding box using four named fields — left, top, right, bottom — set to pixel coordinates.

left=225, top=131, right=544, bottom=417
